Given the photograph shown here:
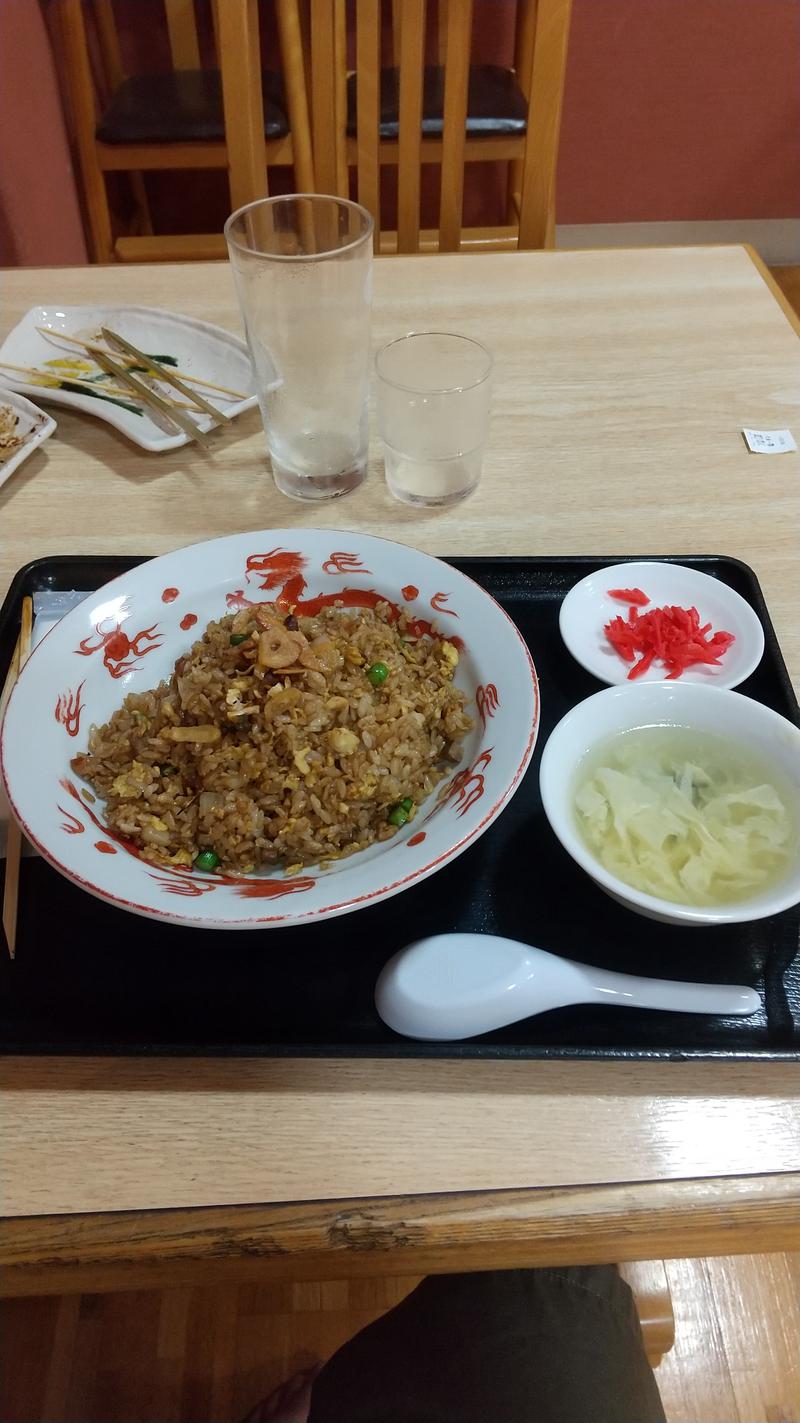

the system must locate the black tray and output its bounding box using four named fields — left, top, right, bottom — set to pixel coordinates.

left=1, top=554, right=798, bottom=1060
